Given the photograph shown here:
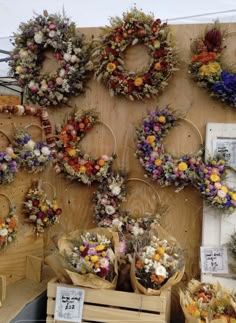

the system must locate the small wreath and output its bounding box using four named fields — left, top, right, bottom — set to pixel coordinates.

left=189, top=23, right=236, bottom=108
left=135, top=107, right=236, bottom=212
left=24, top=180, right=62, bottom=235
left=93, top=8, right=177, bottom=101
left=9, top=11, right=93, bottom=107
left=54, top=109, right=115, bottom=184
left=13, top=124, right=52, bottom=173
left=93, top=172, right=160, bottom=254
left=0, top=193, right=18, bottom=249
left=0, top=130, right=18, bottom=184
